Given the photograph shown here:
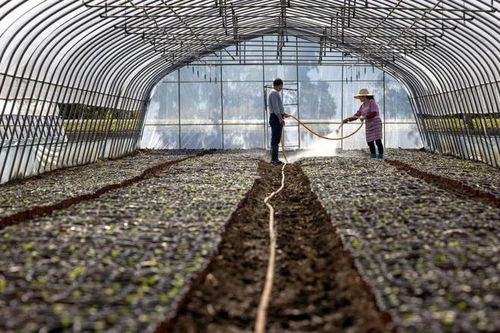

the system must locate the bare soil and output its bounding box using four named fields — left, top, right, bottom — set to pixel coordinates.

left=166, top=161, right=393, bottom=332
